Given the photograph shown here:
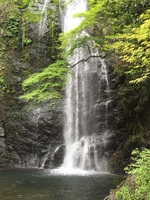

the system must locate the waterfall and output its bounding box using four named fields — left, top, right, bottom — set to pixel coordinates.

left=39, top=0, right=49, bottom=37
left=61, top=0, right=112, bottom=172
left=37, top=0, right=50, bottom=61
